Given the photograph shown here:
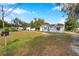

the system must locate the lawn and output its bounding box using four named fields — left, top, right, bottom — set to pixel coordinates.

left=0, top=30, right=78, bottom=56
